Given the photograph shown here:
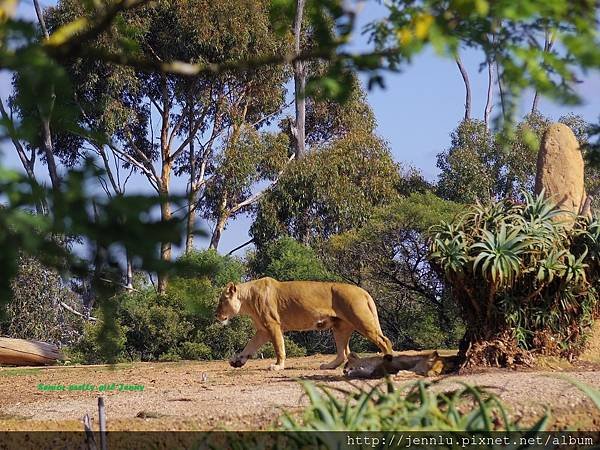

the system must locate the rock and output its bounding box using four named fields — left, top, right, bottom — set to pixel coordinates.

left=535, top=123, right=589, bottom=220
